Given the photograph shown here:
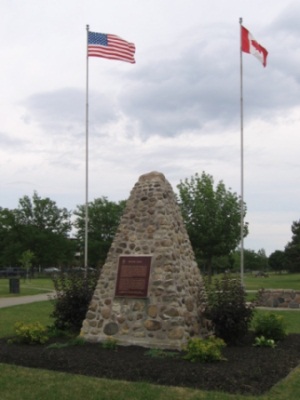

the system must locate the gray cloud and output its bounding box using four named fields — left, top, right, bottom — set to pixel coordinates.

left=270, top=1, right=300, bottom=34
left=22, top=88, right=118, bottom=136
left=118, top=22, right=300, bottom=140
left=0, top=132, right=29, bottom=149
left=120, top=43, right=239, bottom=138
left=19, top=11, right=300, bottom=145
